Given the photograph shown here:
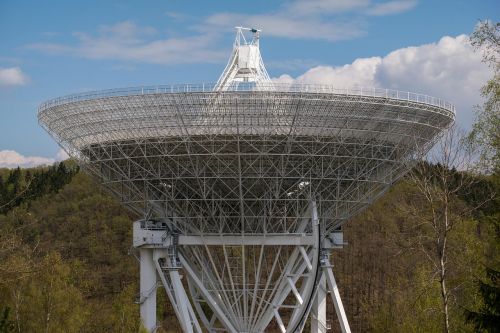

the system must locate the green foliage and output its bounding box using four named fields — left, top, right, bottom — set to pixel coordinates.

left=370, top=267, right=444, bottom=333
left=0, top=170, right=137, bottom=332
left=470, top=21, right=500, bottom=69
left=466, top=267, right=500, bottom=332
left=21, top=252, right=86, bottom=333
left=0, top=308, right=14, bottom=333
left=0, top=162, right=78, bottom=214
left=469, top=21, right=500, bottom=172
left=111, top=284, right=141, bottom=333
